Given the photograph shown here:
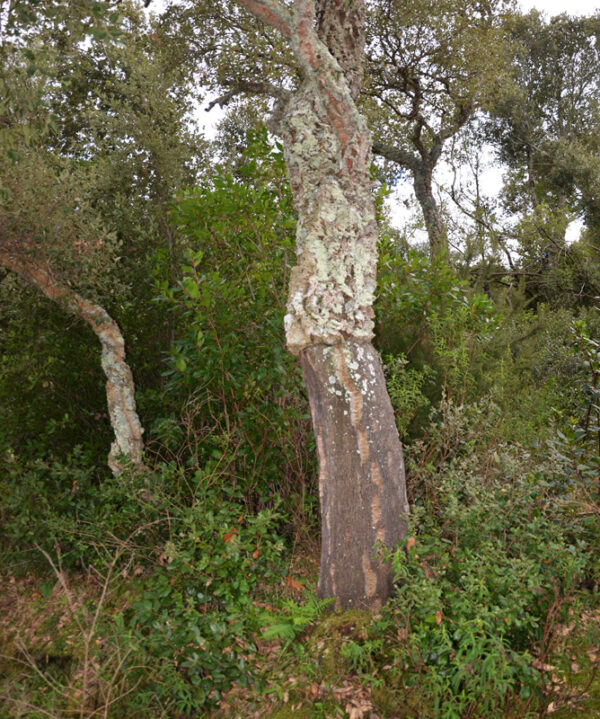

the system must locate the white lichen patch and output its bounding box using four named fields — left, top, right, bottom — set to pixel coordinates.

left=281, top=83, right=377, bottom=355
